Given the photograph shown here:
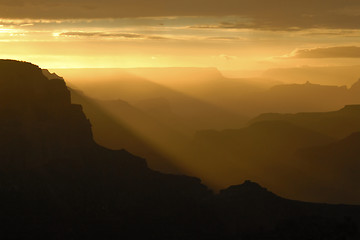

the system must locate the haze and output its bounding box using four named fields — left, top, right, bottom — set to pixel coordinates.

left=0, top=0, right=360, bottom=77
left=2, top=0, right=360, bottom=205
